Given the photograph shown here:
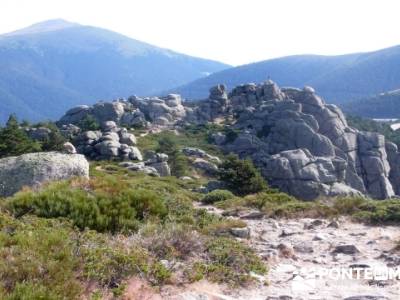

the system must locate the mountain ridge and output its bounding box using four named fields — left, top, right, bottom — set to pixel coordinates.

left=169, top=45, right=400, bottom=104
left=0, top=20, right=230, bottom=123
